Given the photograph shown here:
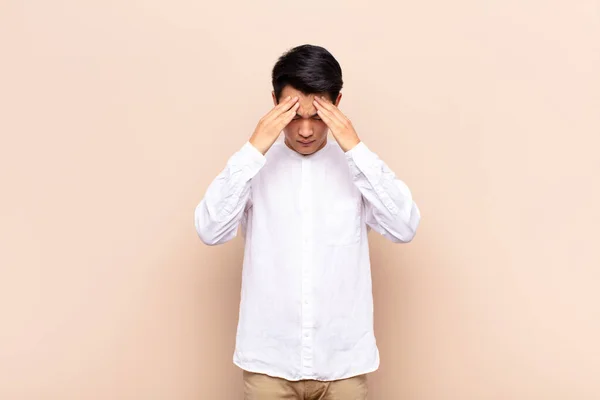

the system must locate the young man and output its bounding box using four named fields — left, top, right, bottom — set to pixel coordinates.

left=194, top=44, right=421, bottom=400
